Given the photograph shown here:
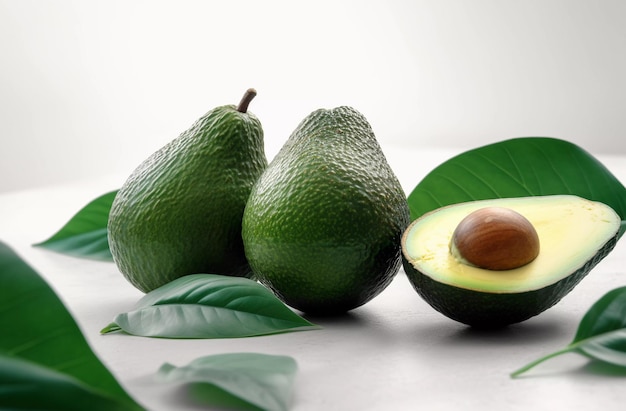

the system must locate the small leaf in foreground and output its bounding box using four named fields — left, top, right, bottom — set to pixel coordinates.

left=157, top=353, right=297, bottom=411
left=101, top=274, right=320, bottom=338
left=0, top=241, right=142, bottom=410
left=34, top=190, right=118, bottom=260
left=511, top=286, right=626, bottom=377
